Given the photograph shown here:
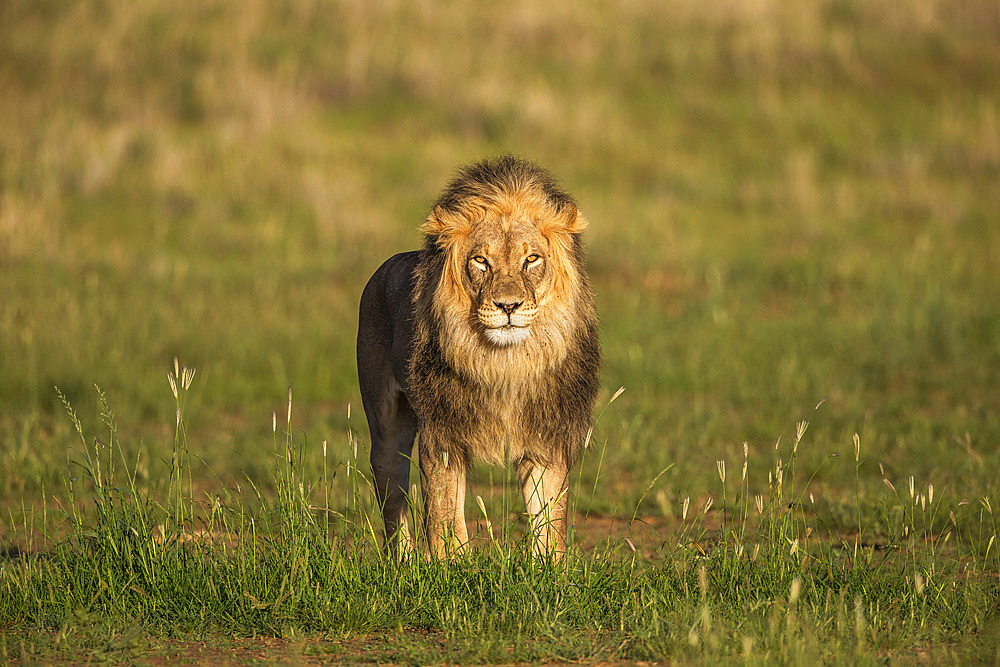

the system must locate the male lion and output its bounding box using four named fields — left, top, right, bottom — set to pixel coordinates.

left=357, top=155, right=600, bottom=558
